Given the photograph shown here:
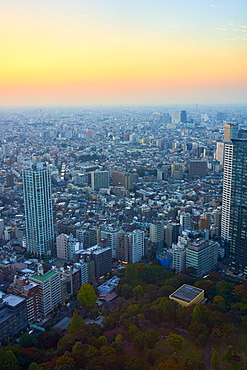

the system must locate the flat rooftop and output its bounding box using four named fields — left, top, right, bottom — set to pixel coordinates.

left=31, top=270, right=58, bottom=282
left=54, top=317, right=71, bottom=331
left=170, top=284, right=203, bottom=303
left=4, top=294, right=26, bottom=307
